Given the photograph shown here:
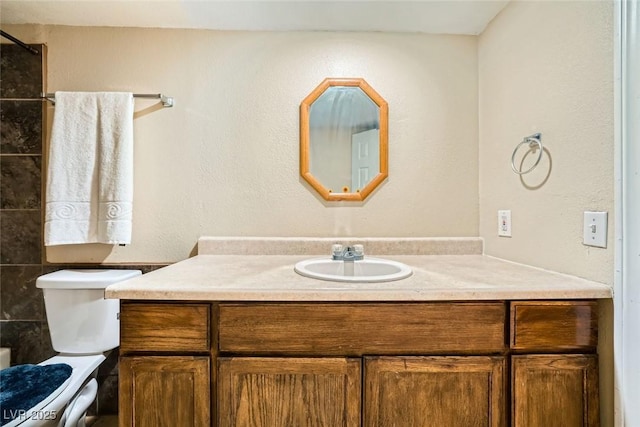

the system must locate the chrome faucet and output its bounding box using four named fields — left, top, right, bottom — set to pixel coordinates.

left=332, top=244, right=364, bottom=261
